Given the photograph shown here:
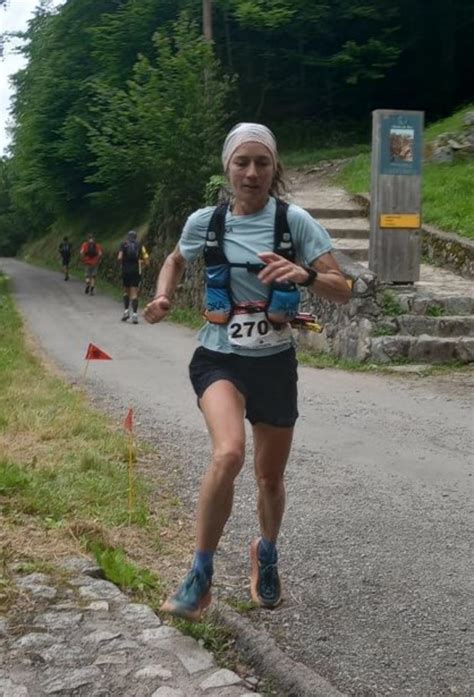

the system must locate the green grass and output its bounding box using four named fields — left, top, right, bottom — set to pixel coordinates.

left=88, top=543, right=161, bottom=593
left=0, top=274, right=156, bottom=530
left=226, top=597, right=256, bottom=613
left=332, top=104, right=474, bottom=239
left=167, top=306, right=204, bottom=329
left=422, top=162, right=474, bottom=237
left=297, top=349, right=473, bottom=376
left=425, top=304, right=445, bottom=317
left=423, top=104, right=474, bottom=141
left=298, top=350, right=376, bottom=371
left=381, top=291, right=404, bottom=317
